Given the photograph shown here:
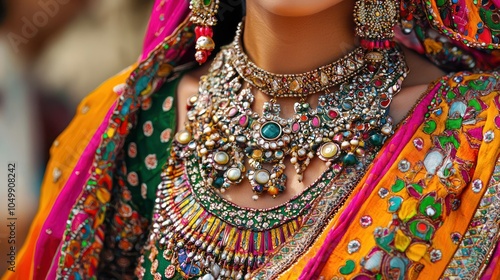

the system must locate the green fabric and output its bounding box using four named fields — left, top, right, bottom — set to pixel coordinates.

left=123, top=78, right=179, bottom=220
left=98, top=78, right=179, bottom=278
